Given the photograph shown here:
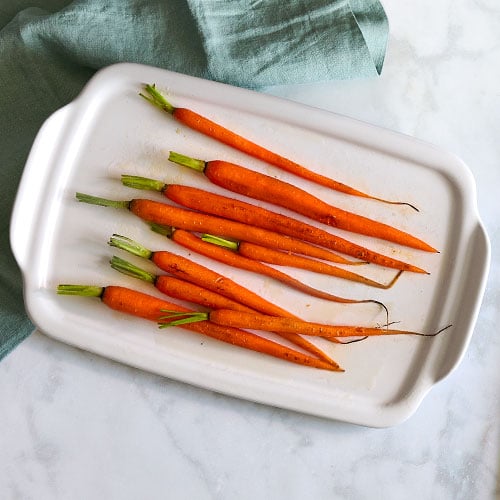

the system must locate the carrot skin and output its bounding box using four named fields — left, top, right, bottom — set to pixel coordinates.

left=164, top=184, right=427, bottom=273
left=101, top=286, right=339, bottom=370
left=208, top=309, right=428, bottom=339
left=154, top=274, right=340, bottom=362
left=140, top=85, right=412, bottom=208
left=102, top=284, right=191, bottom=321
left=108, top=248, right=337, bottom=363
left=155, top=275, right=256, bottom=313
left=128, top=198, right=363, bottom=265
left=204, top=160, right=437, bottom=252
left=164, top=184, right=353, bottom=265
left=170, top=229, right=373, bottom=305
left=237, top=241, right=401, bottom=288
left=149, top=249, right=295, bottom=318
left=171, top=107, right=410, bottom=208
